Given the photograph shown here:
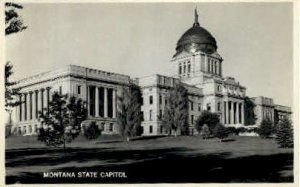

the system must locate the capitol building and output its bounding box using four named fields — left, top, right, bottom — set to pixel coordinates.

left=10, top=10, right=291, bottom=136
